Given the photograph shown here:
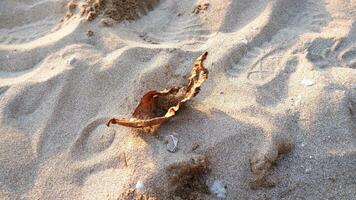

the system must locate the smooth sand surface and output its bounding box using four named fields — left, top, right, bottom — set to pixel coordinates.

left=0, top=0, right=355, bottom=199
